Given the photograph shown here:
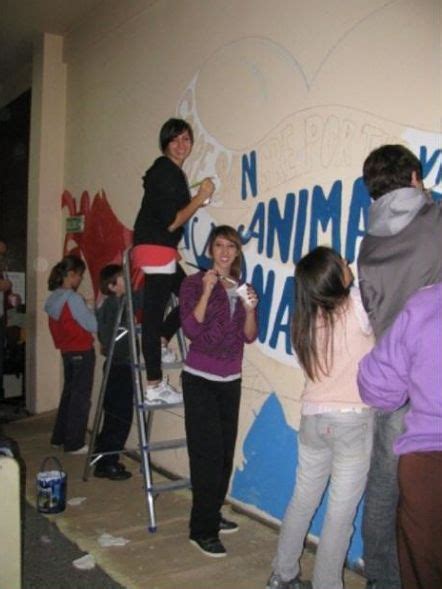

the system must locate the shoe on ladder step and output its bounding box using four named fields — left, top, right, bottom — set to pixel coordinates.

left=144, top=378, right=183, bottom=405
